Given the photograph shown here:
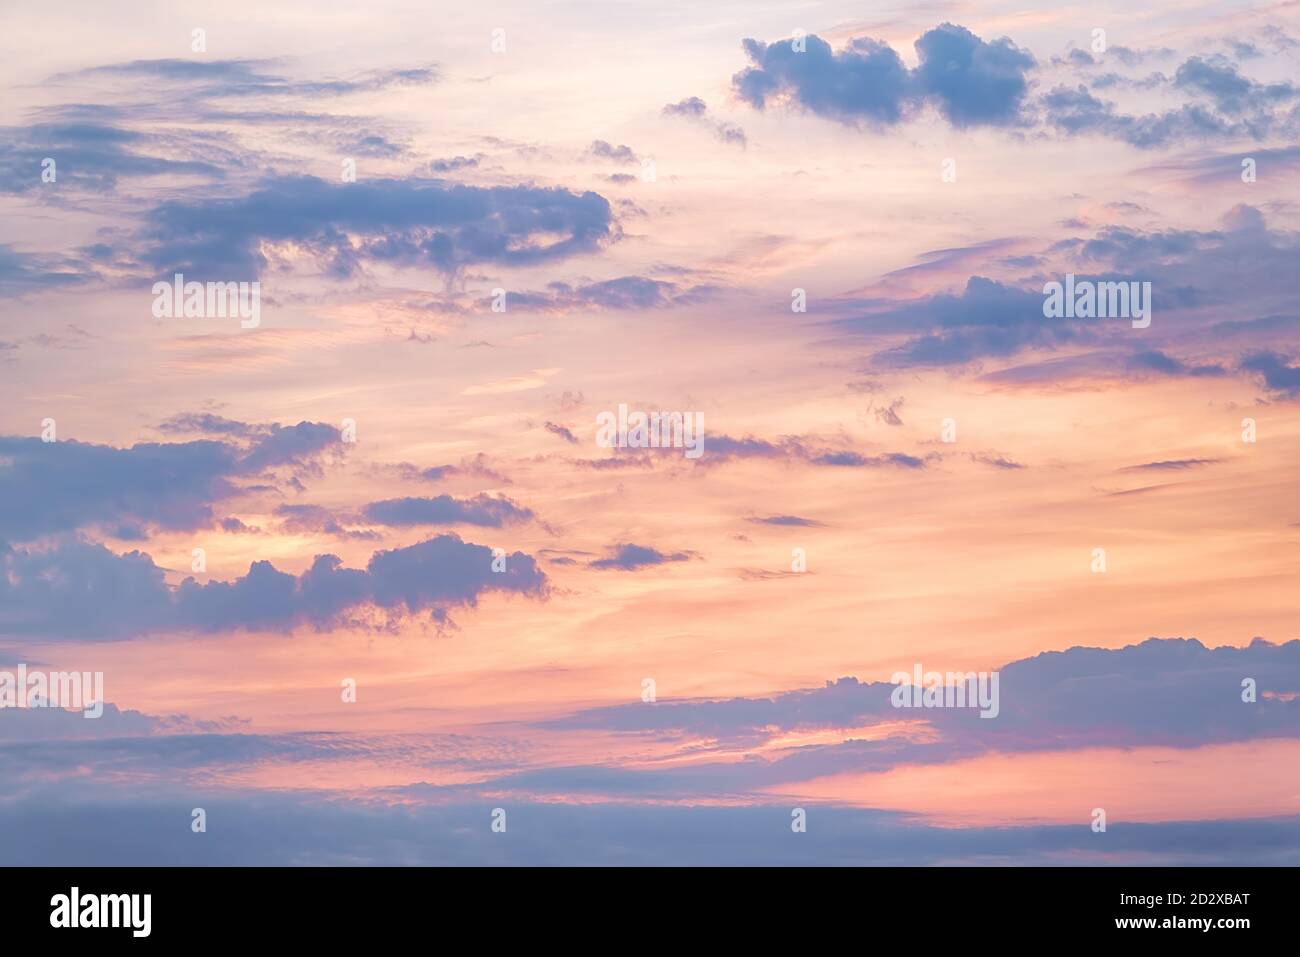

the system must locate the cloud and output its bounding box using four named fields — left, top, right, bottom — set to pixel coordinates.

left=362, top=494, right=535, bottom=528
left=846, top=277, right=1074, bottom=367
left=661, top=97, right=747, bottom=147
left=732, top=23, right=1035, bottom=129
left=389, top=453, right=511, bottom=485
left=1138, top=144, right=1300, bottom=185
left=428, top=154, right=483, bottom=172
left=1121, top=458, right=1221, bottom=472
left=969, top=452, right=1025, bottom=470
left=911, top=23, right=1037, bottom=127
left=1173, top=56, right=1296, bottom=115
left=544, top=422, right=579, bottom=445
left=0, top=424, right=342, bottom=542
left=274, top=504, right=379, bottom=540
left=507, top=275, right=716, bottom=312
left=0, top=122, right=224, bottom=196
left=141, top=175, right=617, bottom=281
left=586, top=140, right=638, bottom=163
left=0, top=245, right=96, bottom=296
left=748, top=515, right=824, bottom=527
left=1125, top=350, right=1228, bottom=378
left=727, top=27, right=1293, bottom=147
left=1041, top=84, right=1256, bottom=148
left=662, top=96, right=708, bottom=118
left=1041, top=52, right=1300, bottom=148
left=0, top=534, right=547, bottom=639
left=589, top=543, right=694, bottom=570
left=834, top=209, right=1300, bottom=371
left=693, top=434, right=925, bottom=469
left=546, top=637, right=1300, bottom=758
left=157, top=412, right=264, bottom=439
left=3, top=787, right=1296, bottom=865
left=1240, top=351, right=1300, bottom=395
left=57, top=58, right=438, bottom=102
